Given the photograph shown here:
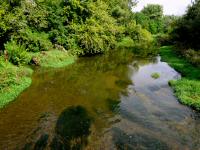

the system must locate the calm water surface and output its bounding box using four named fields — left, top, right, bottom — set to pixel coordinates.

left=0, top=51, right=200, bottom=150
